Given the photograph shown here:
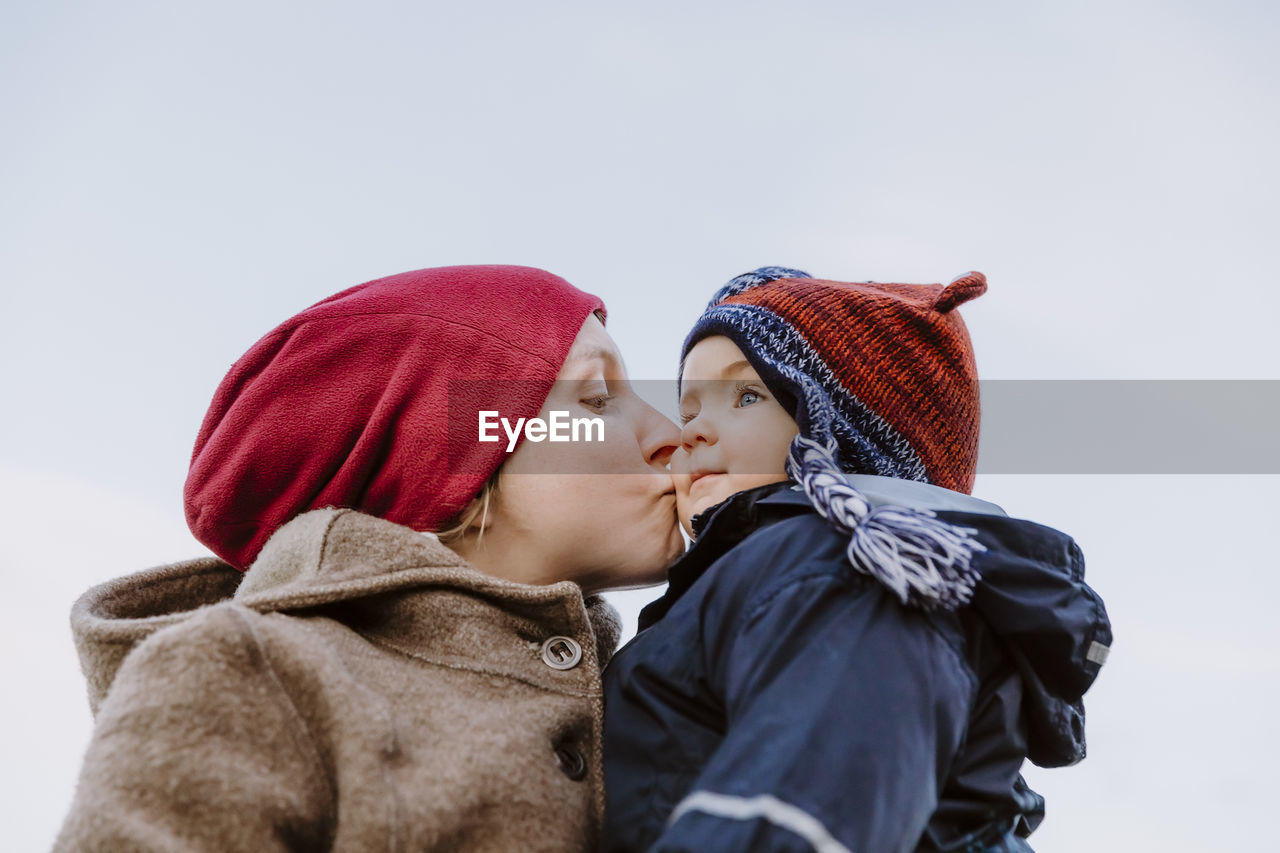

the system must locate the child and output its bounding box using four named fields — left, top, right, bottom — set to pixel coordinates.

left=600, top=267, right=1112, bottom=852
